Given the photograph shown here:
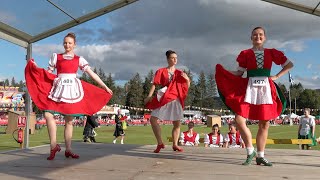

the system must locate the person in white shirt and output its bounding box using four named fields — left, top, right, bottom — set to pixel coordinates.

left=179, top=122, right=200, bottom=146
left=204, top=124, right=224, bottom=148
left=298, top=108, right=316, bottom=150
left=224, top=123, right=244, bottom=148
